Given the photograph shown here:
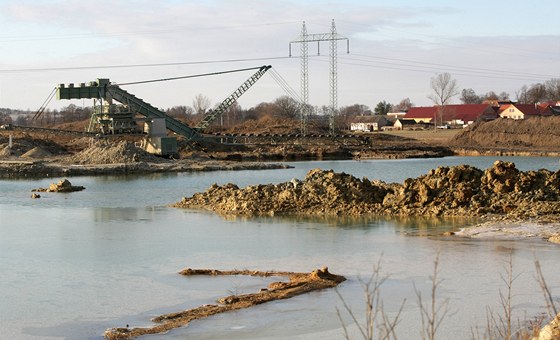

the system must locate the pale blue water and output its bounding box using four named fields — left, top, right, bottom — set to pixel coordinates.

left=1, top=156, right=559, bottom=339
